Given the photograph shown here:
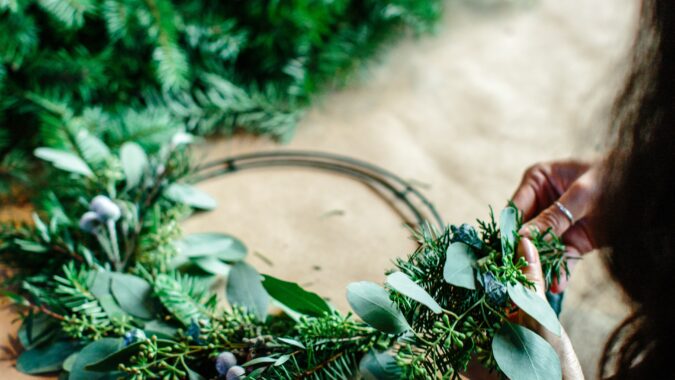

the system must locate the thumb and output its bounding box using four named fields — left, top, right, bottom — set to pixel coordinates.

left=518, top=238, right=546, bottom=297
